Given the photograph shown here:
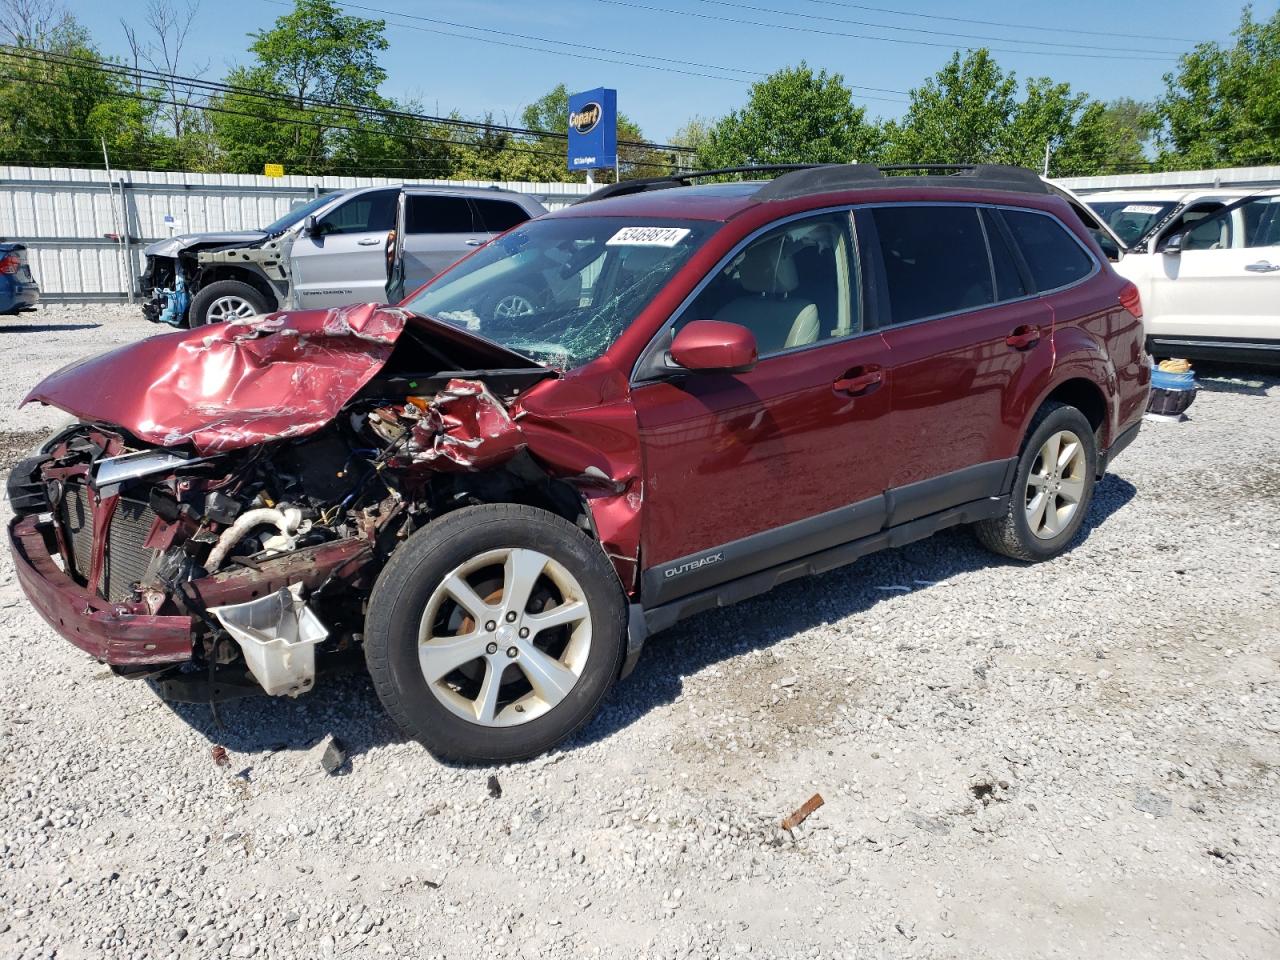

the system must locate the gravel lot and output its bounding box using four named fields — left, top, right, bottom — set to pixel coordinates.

left=1, top=305, right=1277, bottom=959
